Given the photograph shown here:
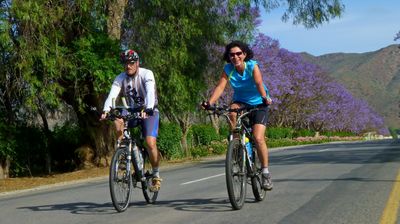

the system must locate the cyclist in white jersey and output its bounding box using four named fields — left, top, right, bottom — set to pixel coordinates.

left=101, top=49, right=162, bottom=192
